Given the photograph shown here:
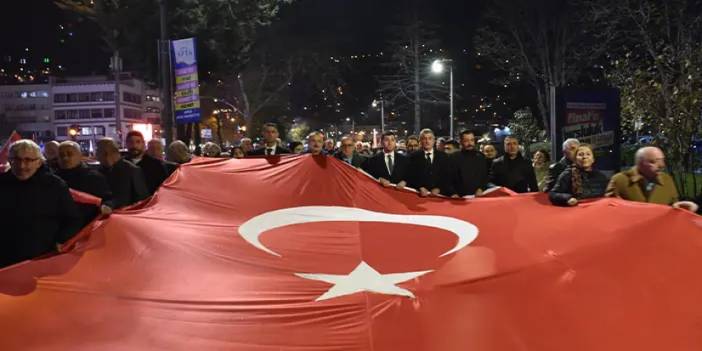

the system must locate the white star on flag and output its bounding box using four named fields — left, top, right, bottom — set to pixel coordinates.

left=295, top=261, right=433, bottom=301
